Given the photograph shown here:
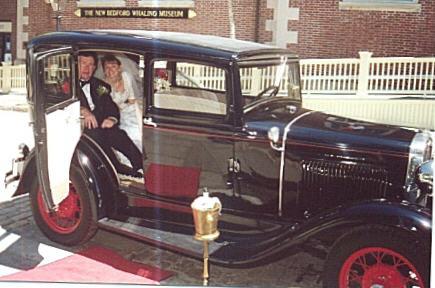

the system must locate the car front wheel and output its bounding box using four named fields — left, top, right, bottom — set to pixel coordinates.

left=30, top=163, right=98, bottom=246
left=323, top=225, right=429, bottom=288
